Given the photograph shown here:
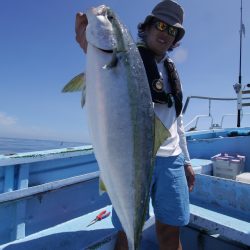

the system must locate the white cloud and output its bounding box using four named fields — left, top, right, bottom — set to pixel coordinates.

left=173, top=47, right=188, bottom=64
left=0, top=112, right=17, bottom=126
